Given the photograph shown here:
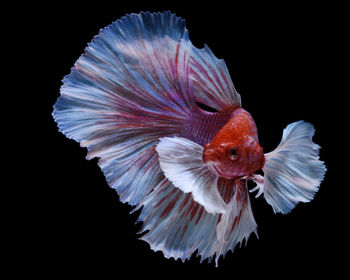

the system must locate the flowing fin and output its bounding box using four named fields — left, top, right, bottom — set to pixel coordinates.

left=136, top=178, right=257, bottom=266
left=136, top=179, right=219, bottom=262
left=53, top=12, right=194, bottom=205
left=212, top=180, right=257, bottom=266
left=156, top=137, right=227, bottom=214
left=253, top=121, right=326, bottom=214
left=53, top=11, right=256, bottom=265
left=190, top=44, right=241, bottom=111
